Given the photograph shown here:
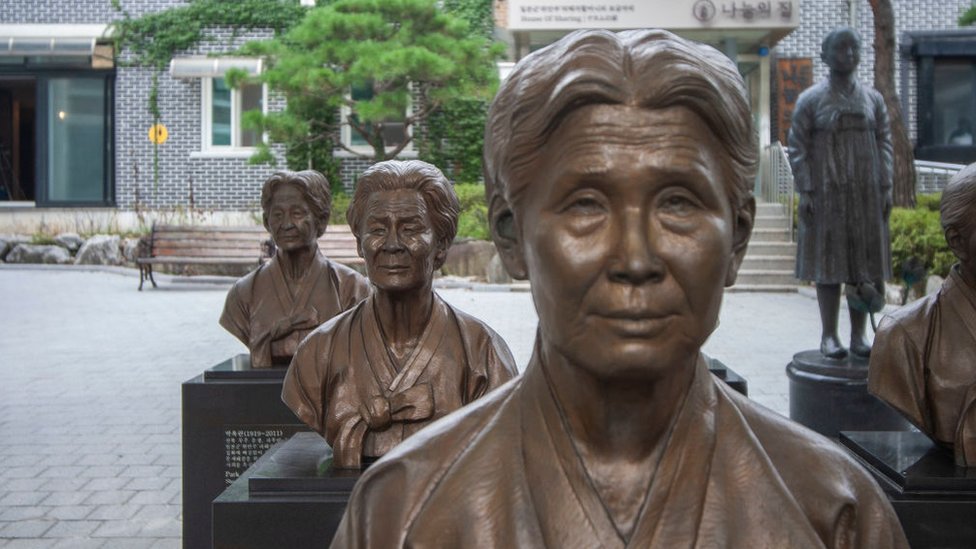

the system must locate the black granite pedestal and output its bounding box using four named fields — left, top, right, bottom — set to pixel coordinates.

left=705, top=355, right=748, bottom=396
left=786, top=350, right=909, bottom=438
left=841, top=431, right=976, bottom=548
left=213, top=433, right=359, bottom=549
left=182, top=355, right=308, bottom=549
